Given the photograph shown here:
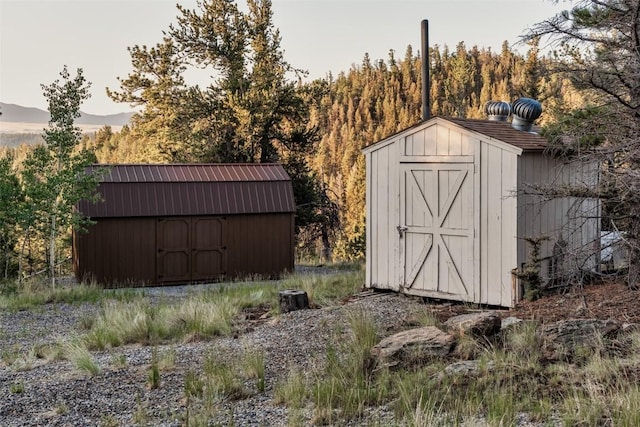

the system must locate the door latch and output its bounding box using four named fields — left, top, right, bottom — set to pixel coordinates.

left=397, top=225, right=408, bottom=237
